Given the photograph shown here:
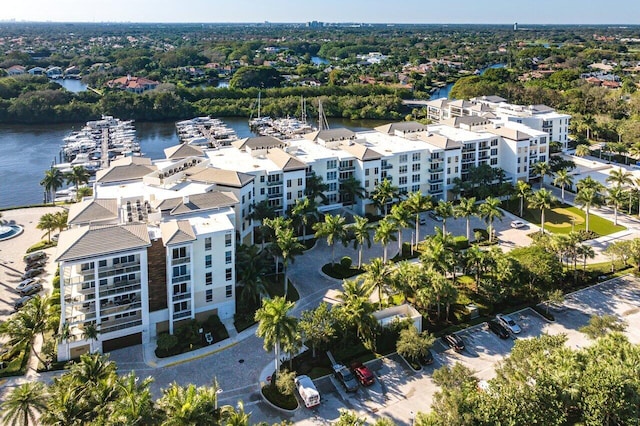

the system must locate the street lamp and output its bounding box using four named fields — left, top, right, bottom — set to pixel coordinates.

left=410, top=411, right=415, bottom=426
left=215, top=388, right=223, bottom=413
